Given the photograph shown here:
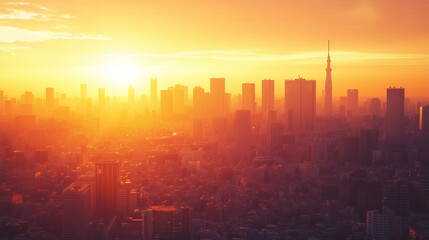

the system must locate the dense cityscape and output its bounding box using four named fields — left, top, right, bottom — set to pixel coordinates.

left=1, top=42, right=429, bottom=240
